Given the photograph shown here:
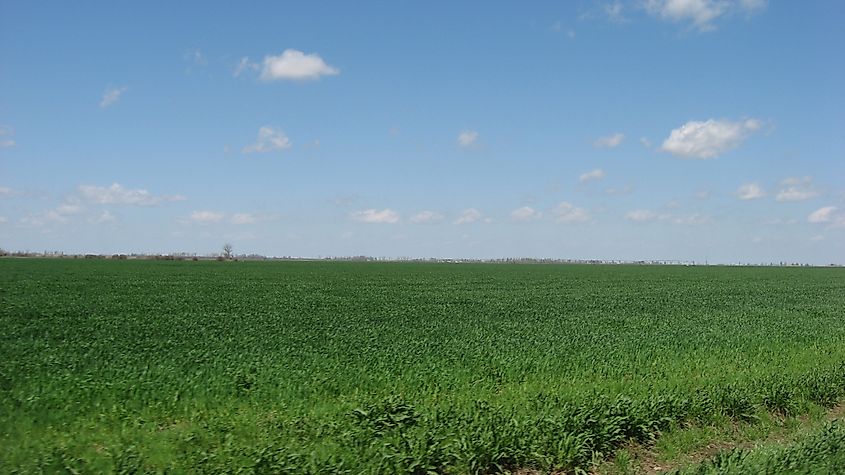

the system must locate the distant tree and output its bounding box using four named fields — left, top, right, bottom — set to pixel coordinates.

left=223, top=243, right=233, bottom=260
